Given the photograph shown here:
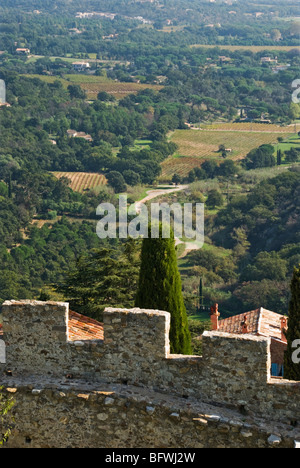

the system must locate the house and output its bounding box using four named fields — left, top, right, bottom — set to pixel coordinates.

left=67, top=129, right=78, bottom=138
left=72, top=61, right=91, bottom=72
left=76, top=132, right=93, bottom=142
left=261, top=56, right=278, bottom=64
left=67, top=129, right=93, bottom=142
left=16, top=48, right=30, bottom=55
left=219, top=56, right=232, bottom=63
left=209, top=304, right=288, bottom=377
left=272, top=64, right=291, bottom=74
